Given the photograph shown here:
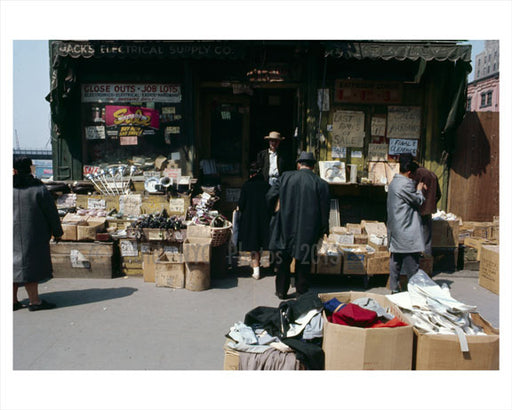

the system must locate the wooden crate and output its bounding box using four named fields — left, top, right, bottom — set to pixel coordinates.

left=432, top=219, right=460, bottom=248
left=50, top=241, right=115, bottom=279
